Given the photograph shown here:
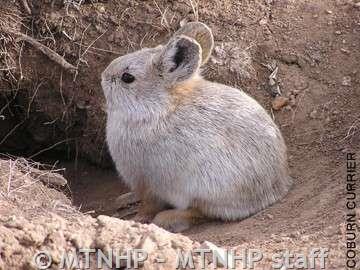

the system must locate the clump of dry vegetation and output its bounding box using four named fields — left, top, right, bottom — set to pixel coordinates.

left=0, top=156, right=73, bottom=218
